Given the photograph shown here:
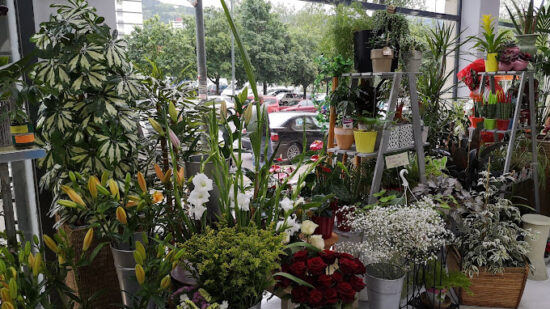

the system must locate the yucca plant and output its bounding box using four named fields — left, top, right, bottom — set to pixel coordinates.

left=506, top=0, right=545, bottom=35
left=32, top=0, right=142, bottom=216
